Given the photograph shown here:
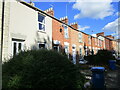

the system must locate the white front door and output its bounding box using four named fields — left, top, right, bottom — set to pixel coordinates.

left=72, top=47, right=76, bottom=64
